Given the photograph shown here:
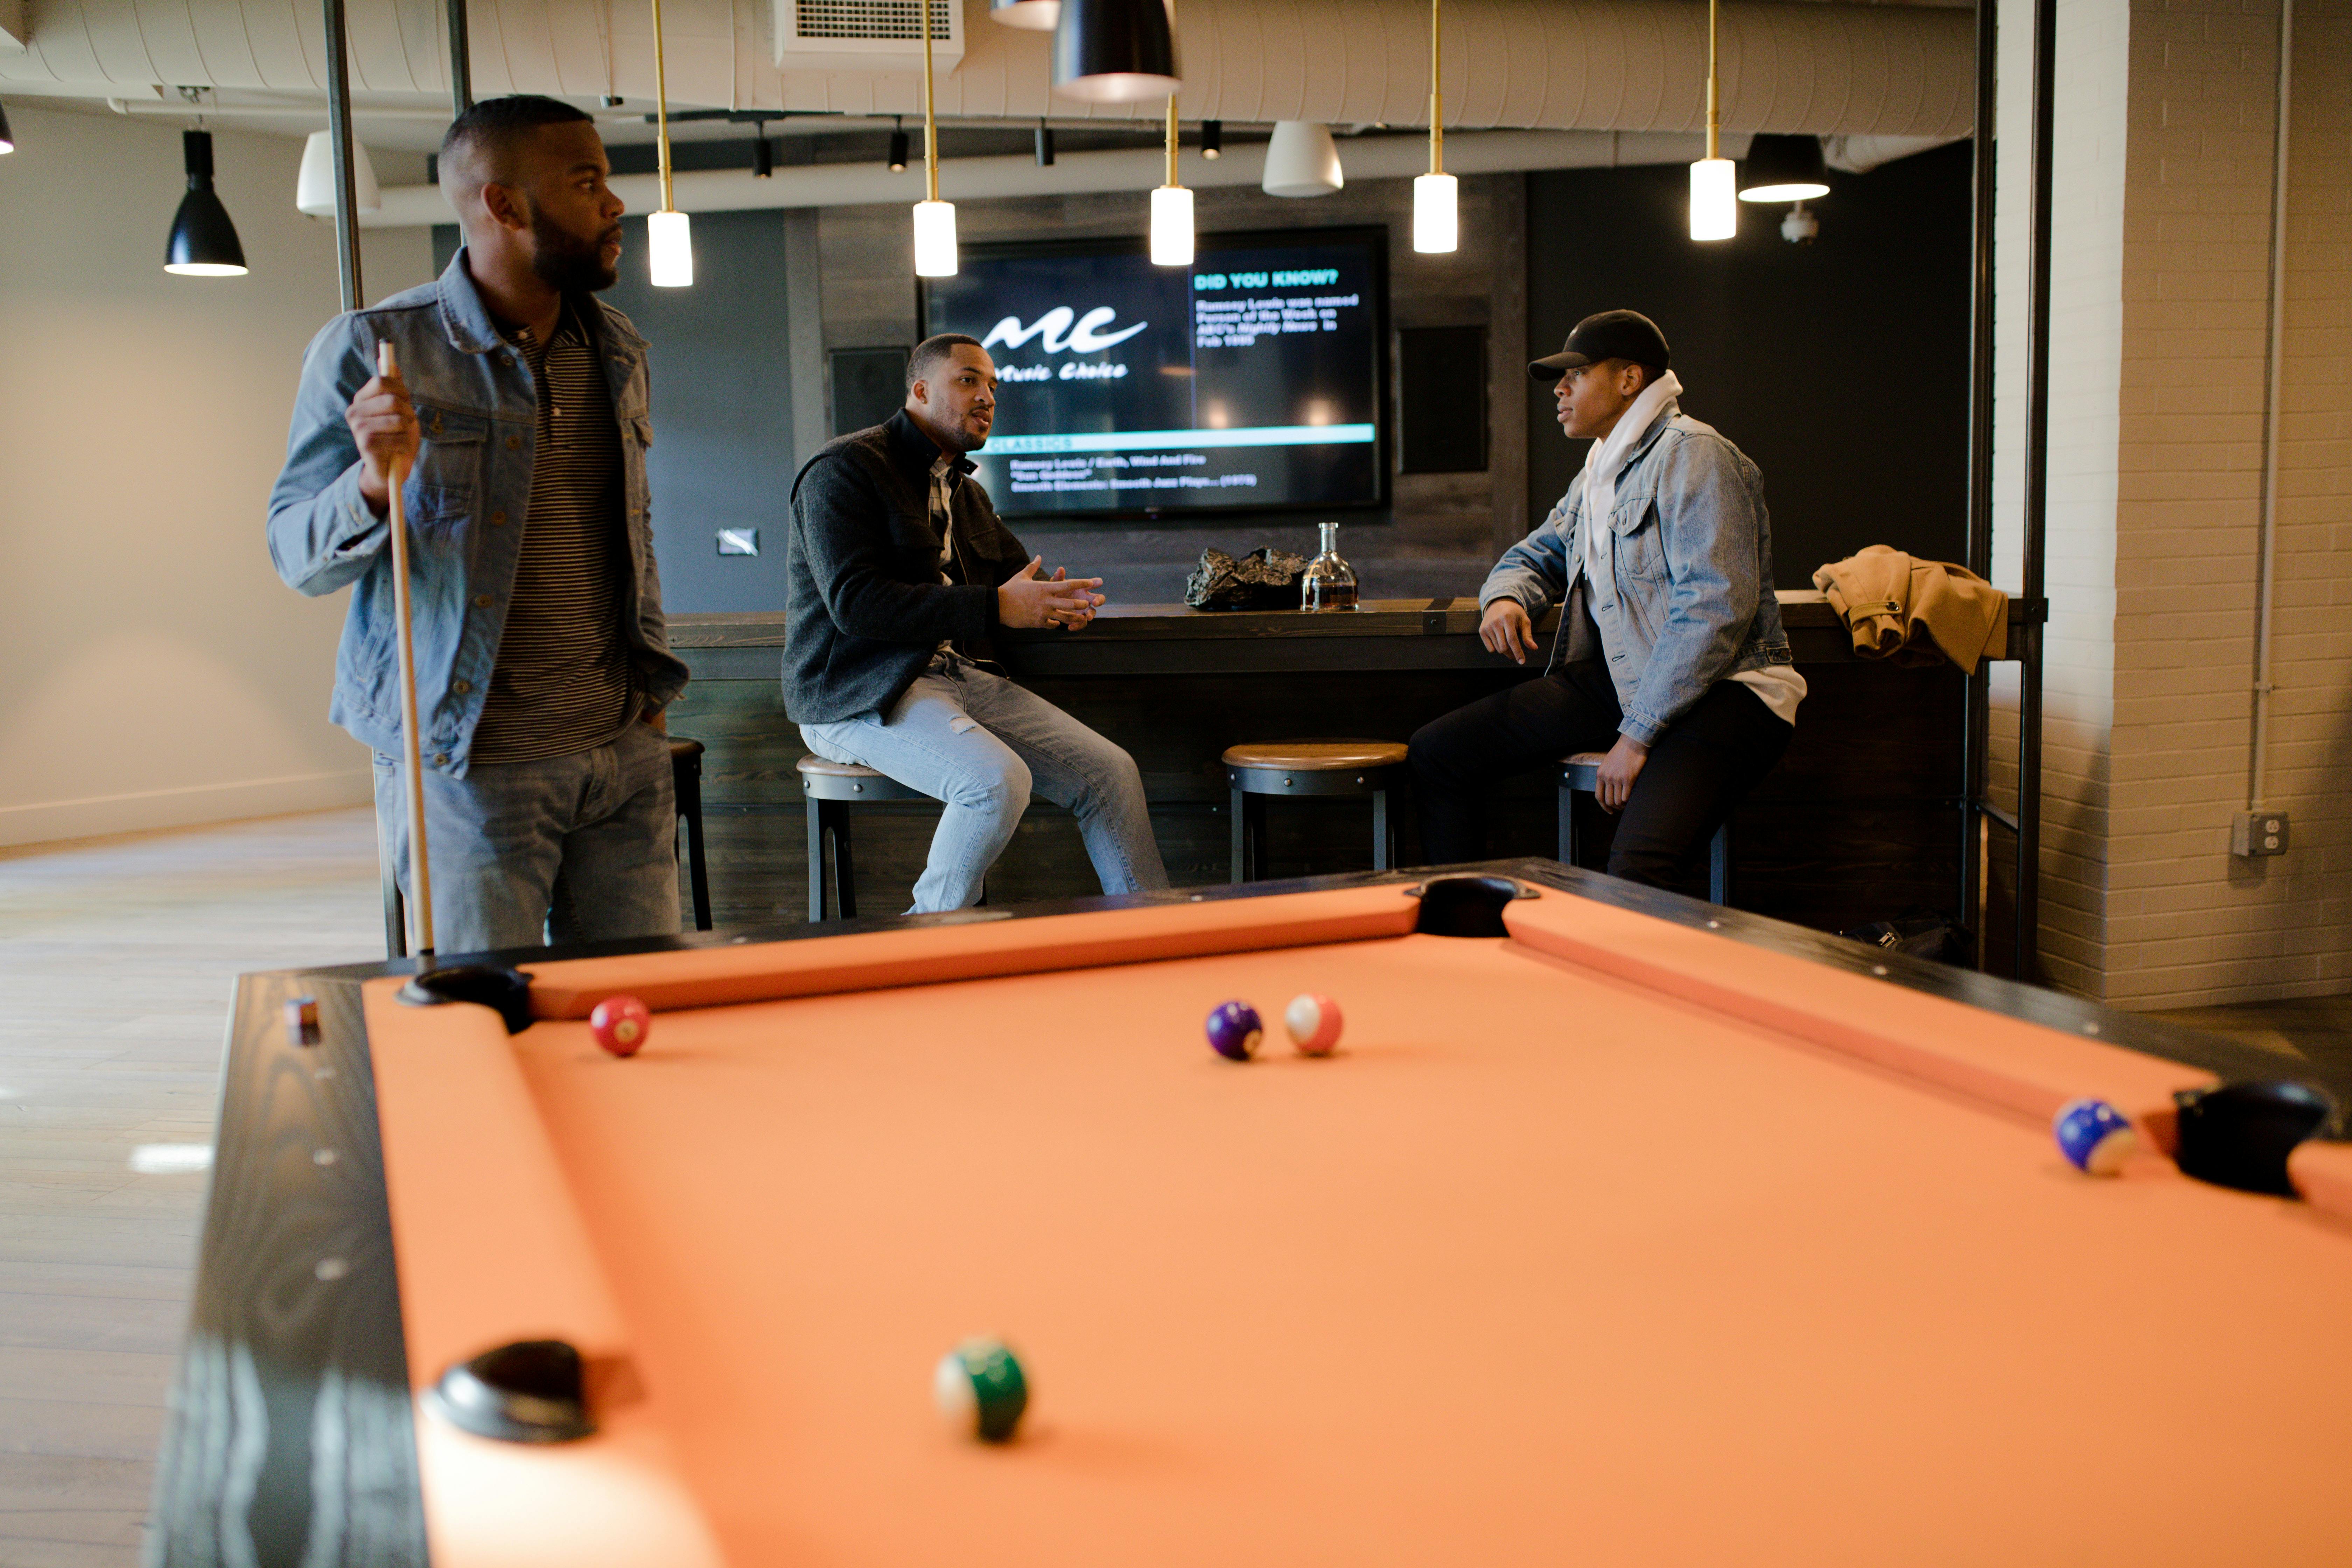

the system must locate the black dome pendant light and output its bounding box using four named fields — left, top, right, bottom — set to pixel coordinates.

left=1051, top=0, right=1179, bottom=104
left=1739, top=134, right=1831, bottom=203
left=164, top=130, right=248, bottom=276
